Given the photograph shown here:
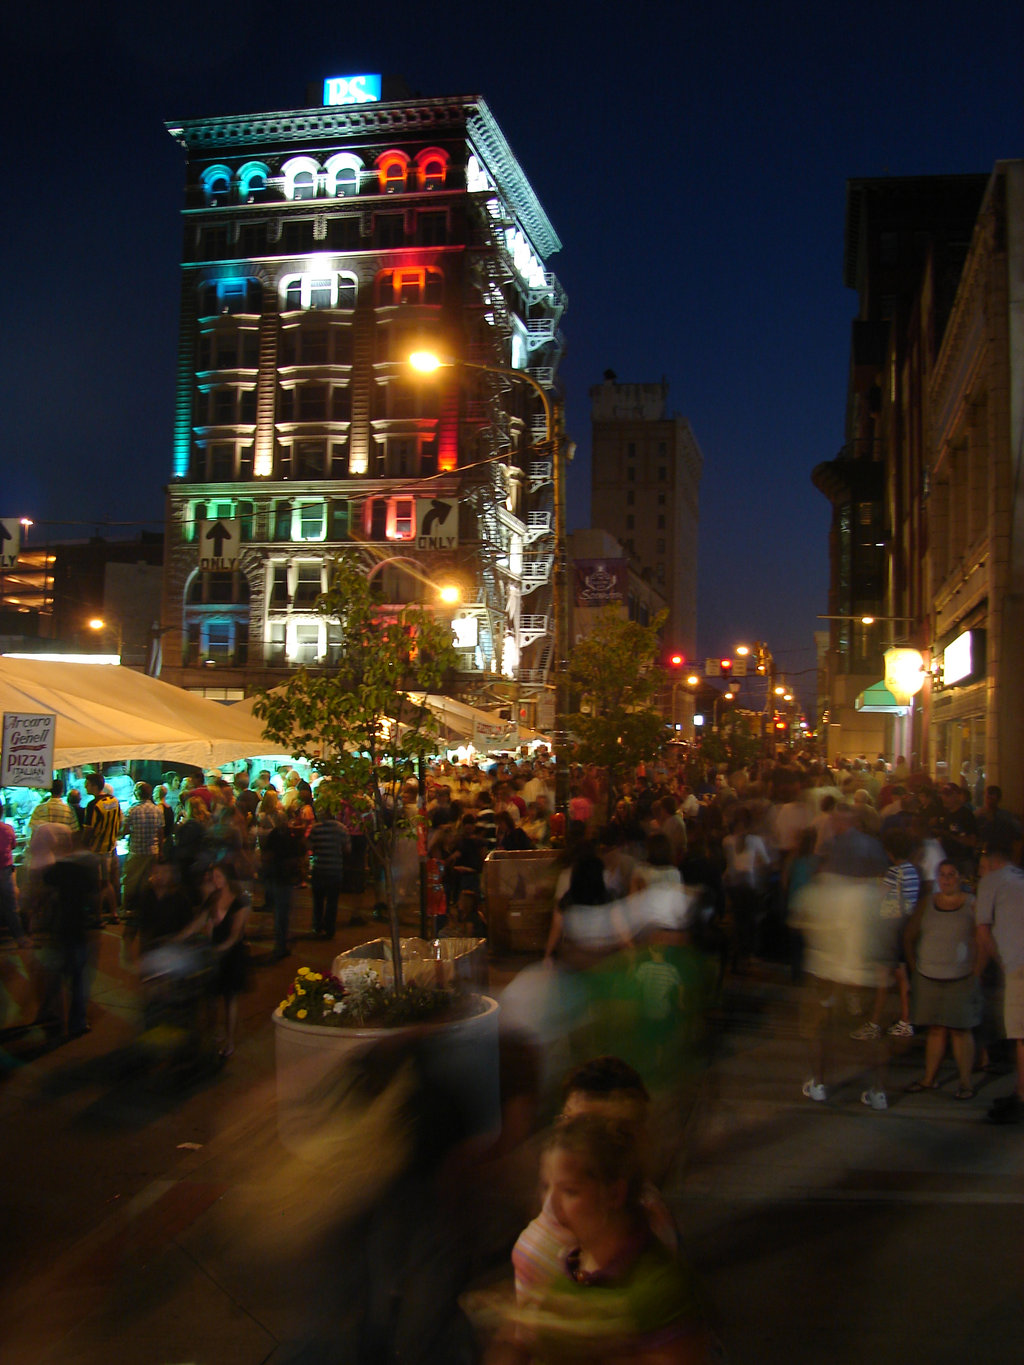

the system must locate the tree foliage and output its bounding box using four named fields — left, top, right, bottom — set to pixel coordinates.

left=252, top=554, right=460, bottom=986
left=561, top=608, right=668, bottom=798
